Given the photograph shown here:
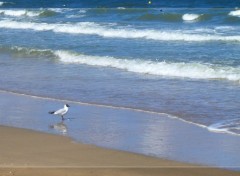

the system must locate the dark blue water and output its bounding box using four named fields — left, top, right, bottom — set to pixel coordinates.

left=1, top=0, right=240, bottom=8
